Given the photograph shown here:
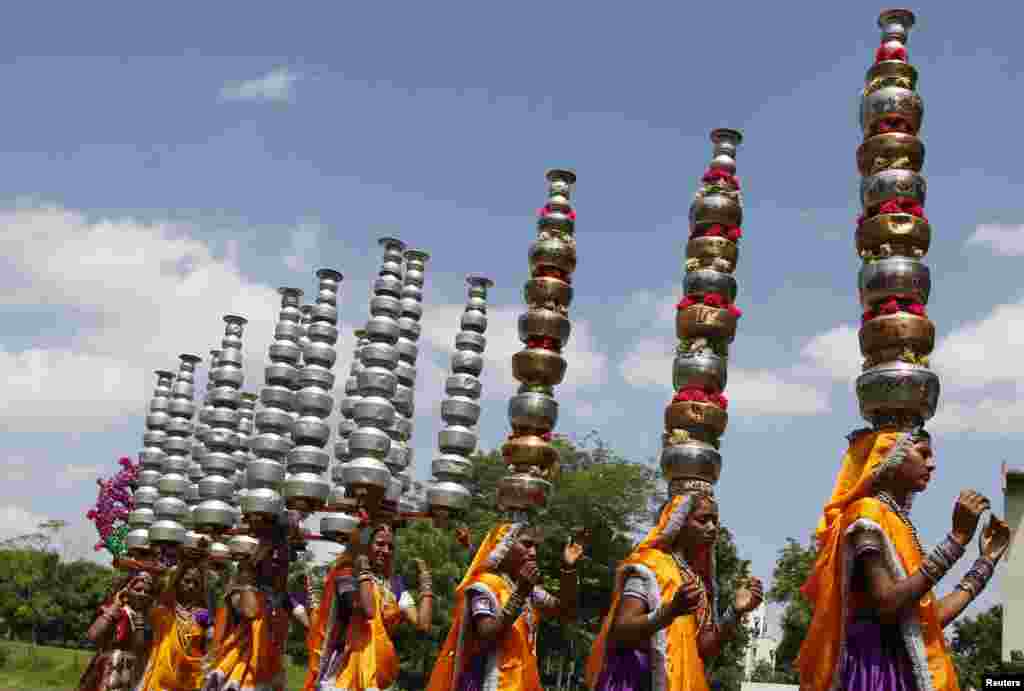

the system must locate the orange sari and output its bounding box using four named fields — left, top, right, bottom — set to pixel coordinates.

left=798, top=430, right=960, bottom=691
left=426, top=523, right=555, bottom=691
left=585, top=494, right=715, bottom=691
left=201, top=588, right=290, bottom=691
left=313, top=563, right=404, bottom=691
